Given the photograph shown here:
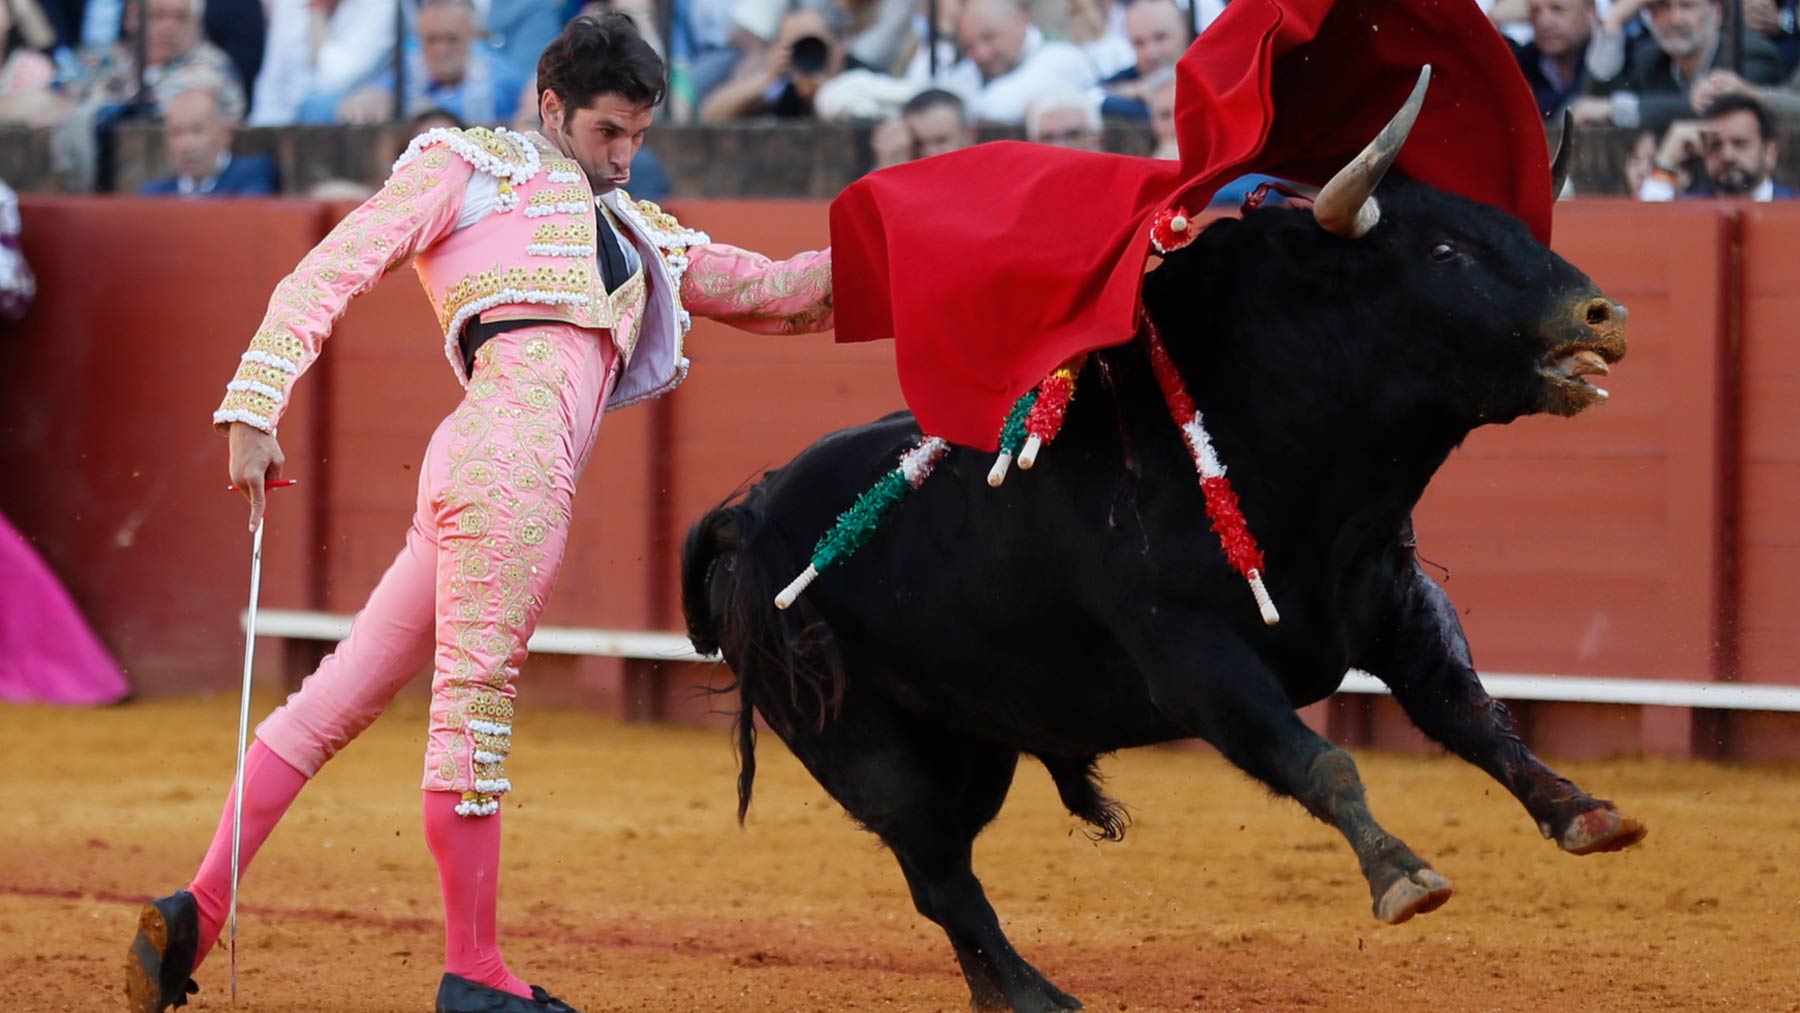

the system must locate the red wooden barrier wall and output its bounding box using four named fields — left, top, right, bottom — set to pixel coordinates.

left=2, top=196, right=1795, bottom=759
left=0, top=198, right=326, bottom=696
